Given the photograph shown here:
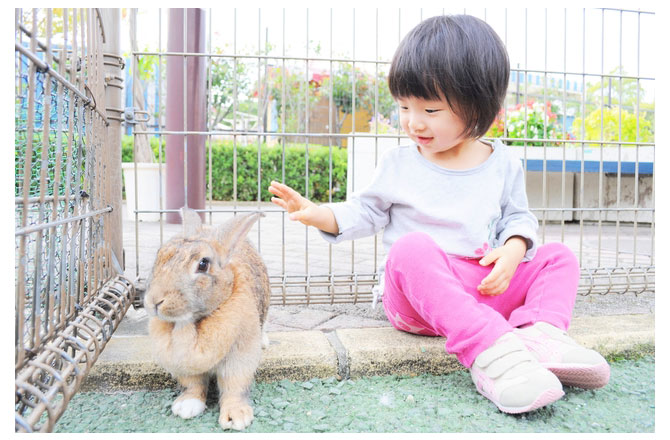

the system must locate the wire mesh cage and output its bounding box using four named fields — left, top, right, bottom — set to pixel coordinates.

left=15, top=8, right=133, bottom=432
